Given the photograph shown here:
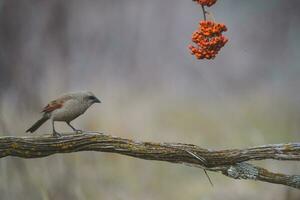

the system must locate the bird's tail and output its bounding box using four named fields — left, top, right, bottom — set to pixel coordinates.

left=26, top=115, right=49, bottom=133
